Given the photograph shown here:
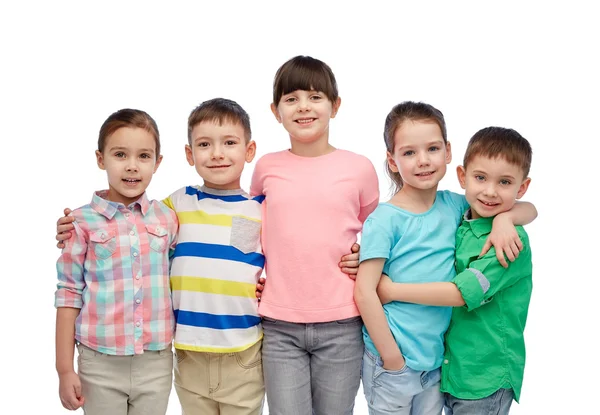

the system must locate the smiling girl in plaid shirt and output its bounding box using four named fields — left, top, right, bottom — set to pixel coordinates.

left=54, top=109, right=178, bottom=415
